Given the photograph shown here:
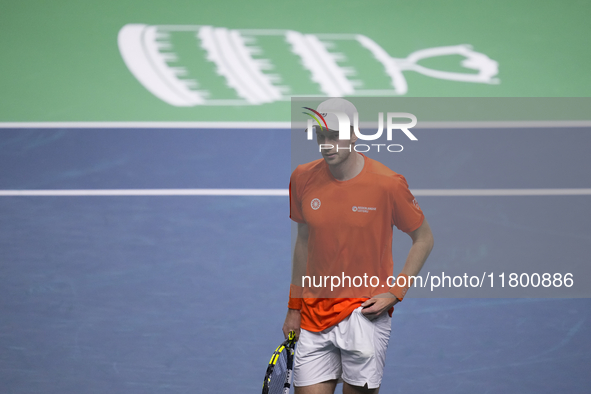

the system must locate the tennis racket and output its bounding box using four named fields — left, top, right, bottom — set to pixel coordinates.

left=262, top=330, right=296, bottom=394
